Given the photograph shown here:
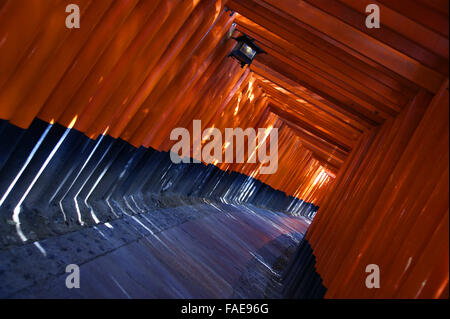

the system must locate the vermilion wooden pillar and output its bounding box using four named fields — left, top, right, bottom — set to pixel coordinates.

left=307, top=81, right=449, bottom=298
